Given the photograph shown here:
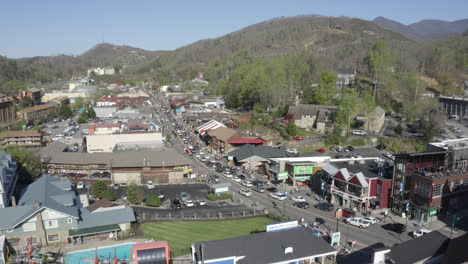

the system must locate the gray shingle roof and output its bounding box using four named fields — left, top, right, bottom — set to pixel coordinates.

left=228, top=145, right=286, bottom=162
left=388, top=231, right=448, bottom=264
left=288, top=104, right=337, bottom=119
left=0, top=205, right=36, bottom=229
left=77, top=207, right=135, bottom=229
left=193, top=227, right=337, bottom=264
